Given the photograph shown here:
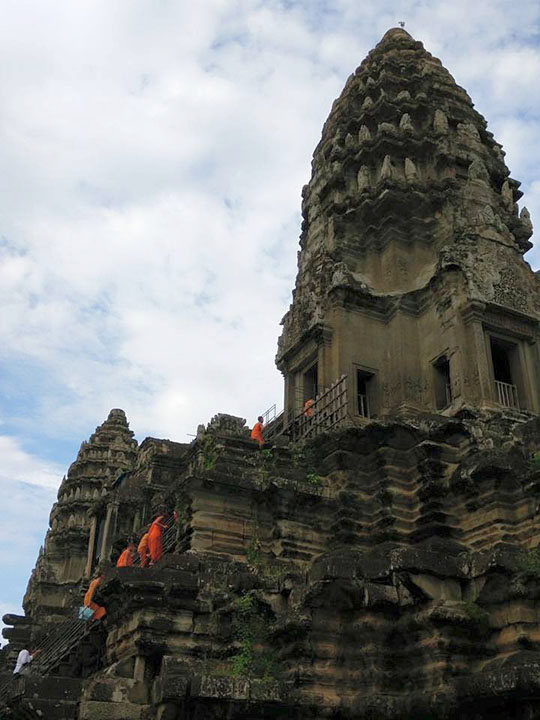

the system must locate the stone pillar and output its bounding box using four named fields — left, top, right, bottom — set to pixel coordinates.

left=85, top=516, right=98, bottom=578
left=99, top=502, right=119, bottom=563
left=461, top=302, right=493, bottom=407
